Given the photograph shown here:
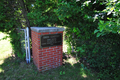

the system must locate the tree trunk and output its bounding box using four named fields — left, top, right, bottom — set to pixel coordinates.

left=19, top=0, right=31, bottom=38
left=19, top=0, right=32, bottom=56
